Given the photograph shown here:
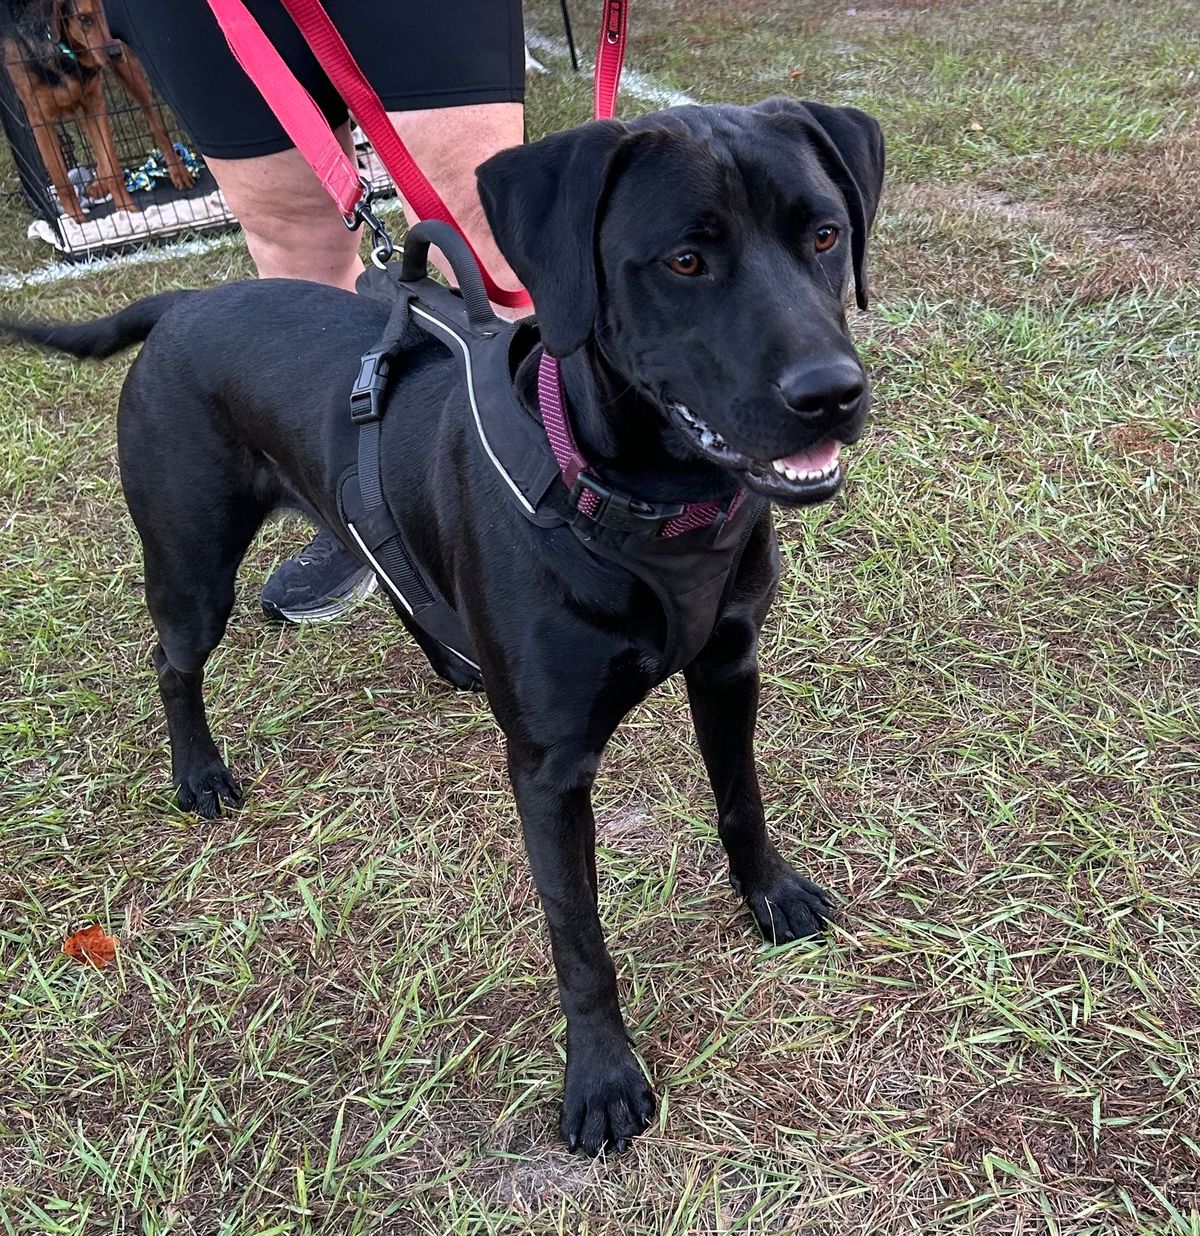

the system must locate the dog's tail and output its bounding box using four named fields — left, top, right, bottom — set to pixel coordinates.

left=0, top=291, right=193, bottom=360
